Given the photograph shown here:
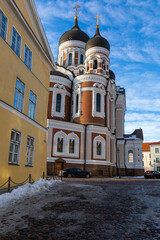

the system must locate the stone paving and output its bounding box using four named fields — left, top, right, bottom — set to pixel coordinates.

left=0, top=178, right=160, bottom=240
